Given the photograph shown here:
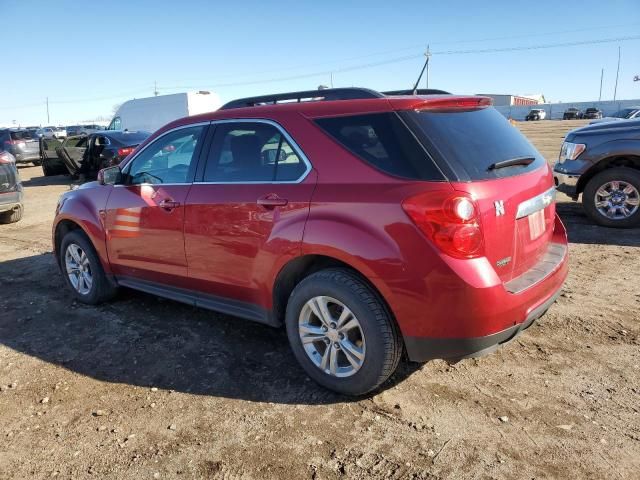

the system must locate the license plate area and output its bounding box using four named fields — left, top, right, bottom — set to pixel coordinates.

left=528, top=209, right=546, bottom=240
